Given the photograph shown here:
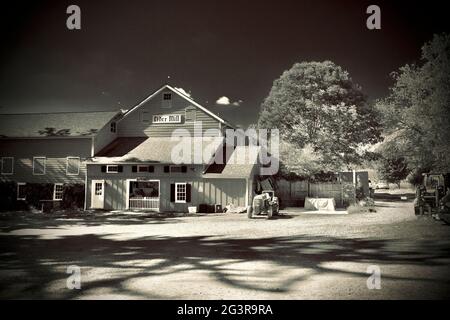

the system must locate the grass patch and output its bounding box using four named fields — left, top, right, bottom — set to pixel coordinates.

left=347, top=198, right=376, bottom=214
